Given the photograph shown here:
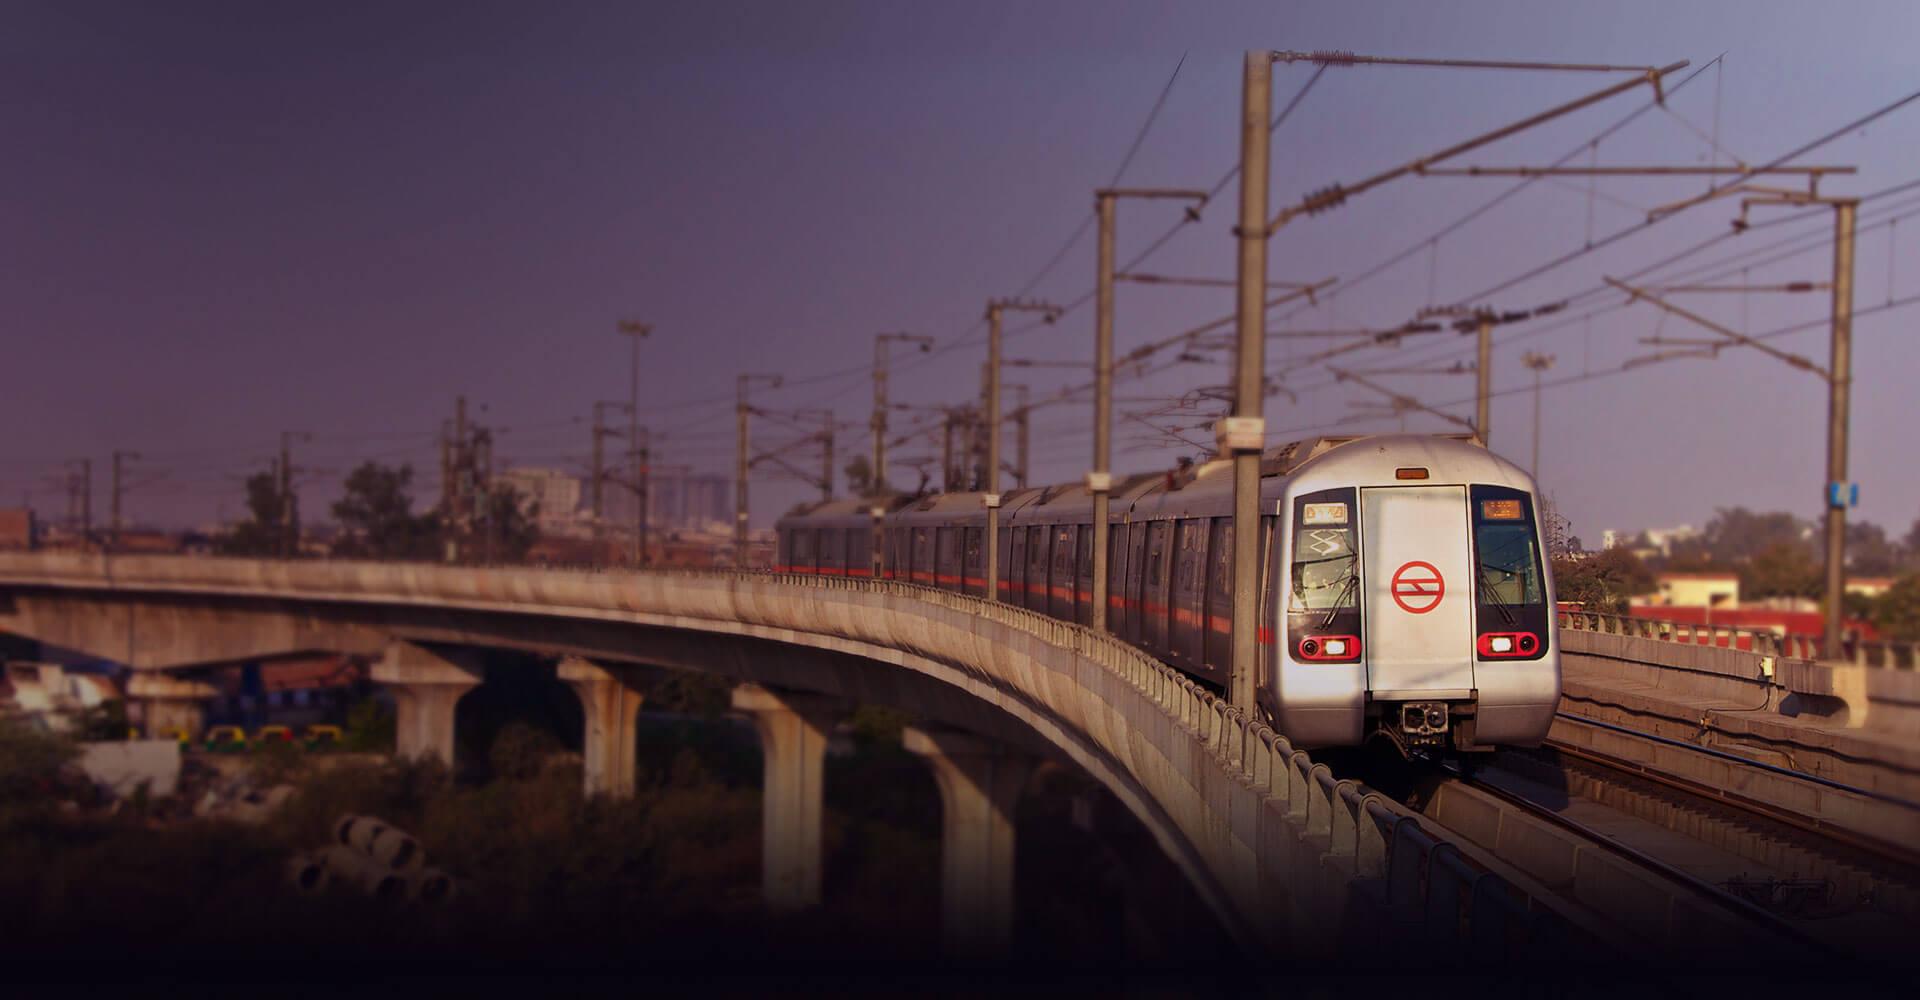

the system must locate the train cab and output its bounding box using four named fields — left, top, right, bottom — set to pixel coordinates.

left=1268, top=434, right=1559, bottom=753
